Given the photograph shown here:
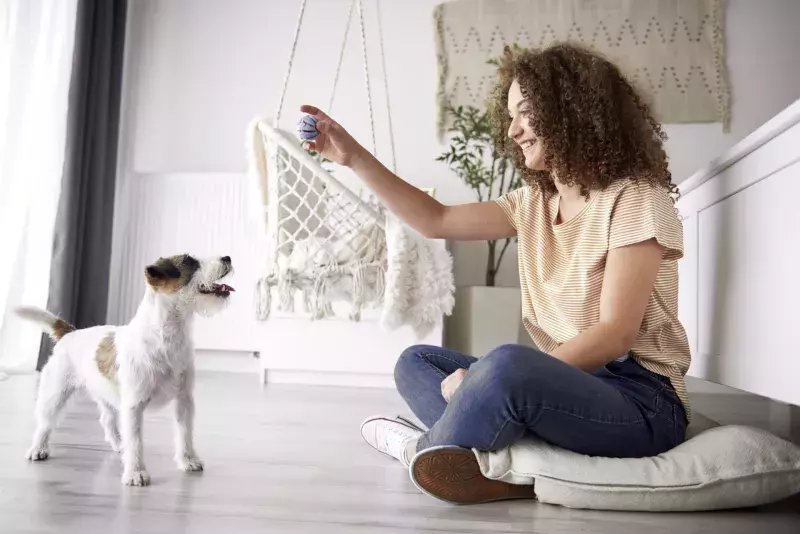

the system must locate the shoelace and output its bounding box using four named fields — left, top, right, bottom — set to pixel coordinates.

left=383, top=425, right=413, bottom=453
